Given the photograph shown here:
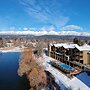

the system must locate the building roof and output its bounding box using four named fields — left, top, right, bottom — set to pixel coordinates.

left=50, top=43, right=90, bottom=51
left=54, top=43, right=77, bottom=49
left=75, top=44, right=90, bottom=51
